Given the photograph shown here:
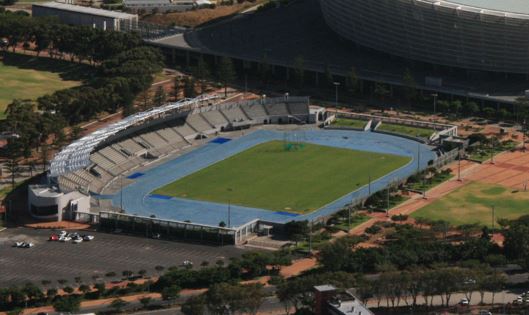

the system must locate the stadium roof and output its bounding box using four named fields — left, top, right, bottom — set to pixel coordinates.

left=49, top=95, right=218, bottom=178
left=34, top=2, right=138, bottom=19
left=430, top=0, right=529, bottom=15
